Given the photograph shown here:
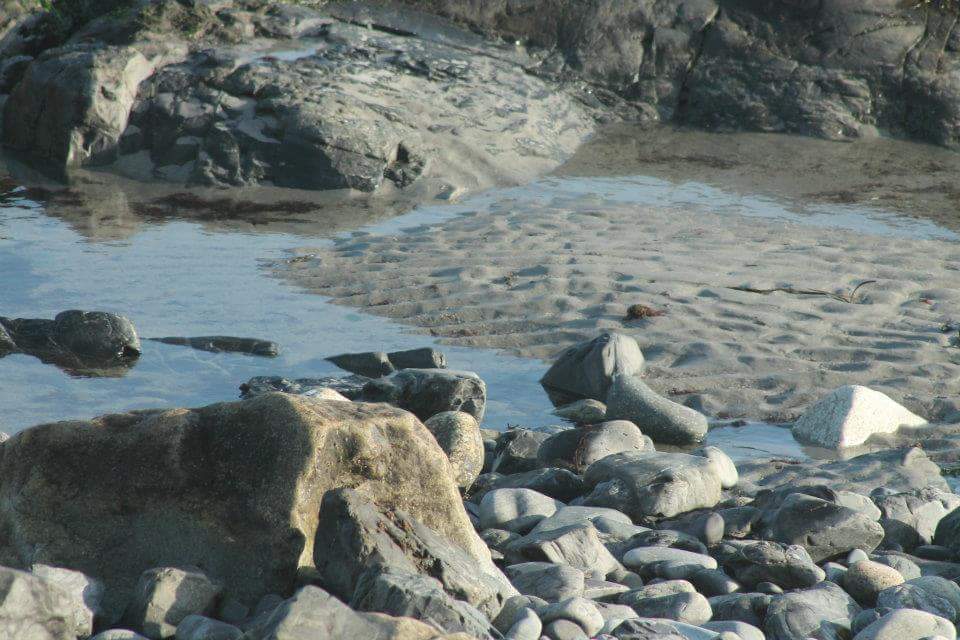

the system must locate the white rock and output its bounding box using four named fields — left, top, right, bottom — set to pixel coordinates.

left=693, top=446, right=738, bottom=489
left=31, top=564, right=105, bottom=637
left=791, top=385, right=926, bottom=448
